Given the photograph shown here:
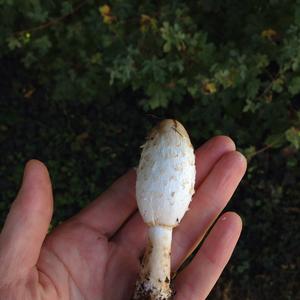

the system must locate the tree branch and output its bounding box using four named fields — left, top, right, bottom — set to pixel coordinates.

left=249, top=135, right=284, bottom=159
left=14, top=0, right=89, bottom=36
